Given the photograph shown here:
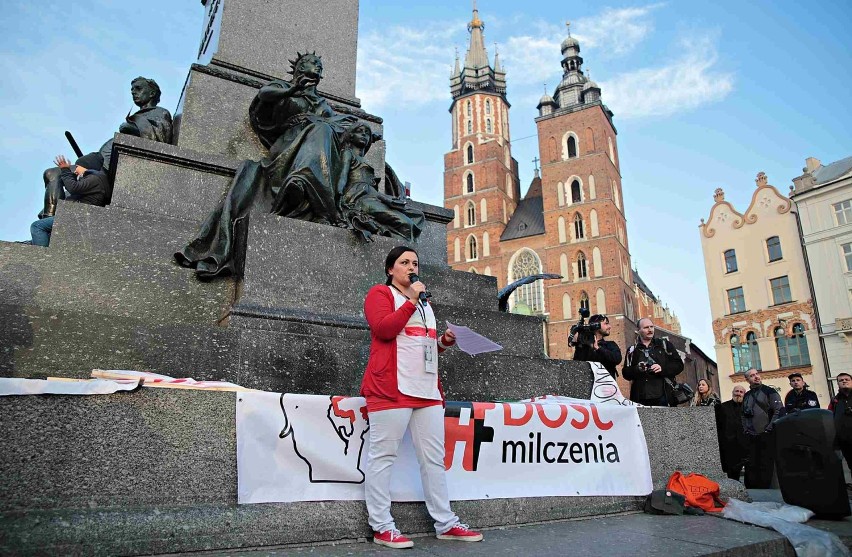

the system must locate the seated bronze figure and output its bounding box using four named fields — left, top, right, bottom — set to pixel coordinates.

left=175, top=52, right=424, bottom=279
